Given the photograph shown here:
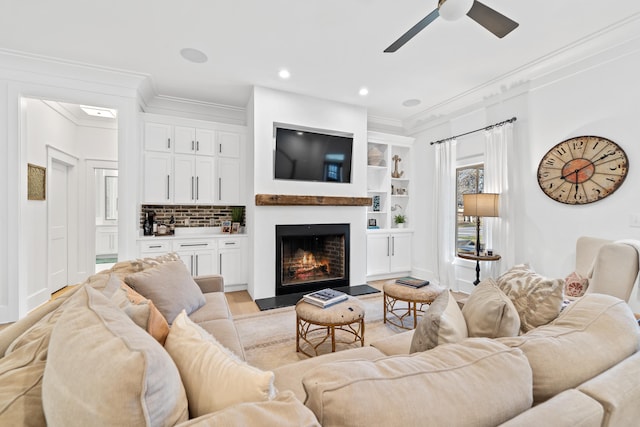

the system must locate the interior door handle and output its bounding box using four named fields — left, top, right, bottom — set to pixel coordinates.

left=196, top=176, right=199, bottom=200
left=191, top=176, right=195, bottom=200
left=392, top=236, right=395, bottom=256
left=166, top=175, right=170, bottom=200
